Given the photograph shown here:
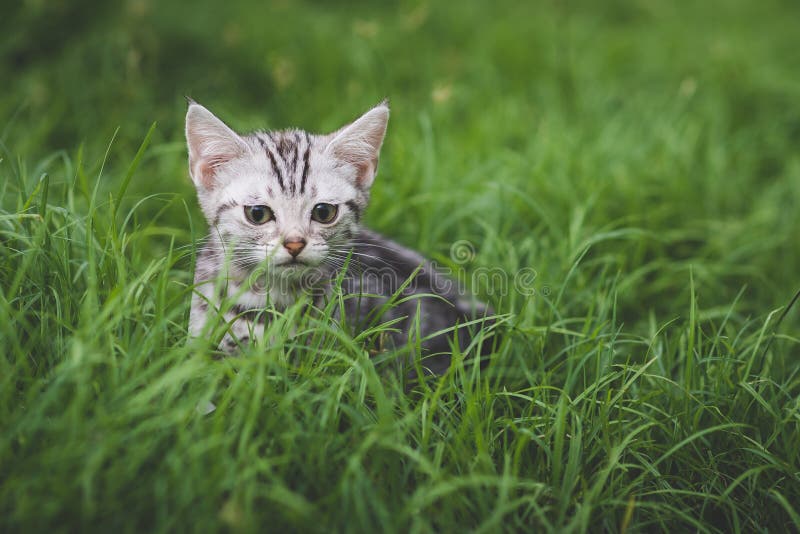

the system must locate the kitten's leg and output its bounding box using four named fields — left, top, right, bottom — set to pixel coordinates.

left=218, top=315, right=264, bottom=353
left=189, top=291, right=265, bottom=353
left=188, top=290, right=213, bottom=338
